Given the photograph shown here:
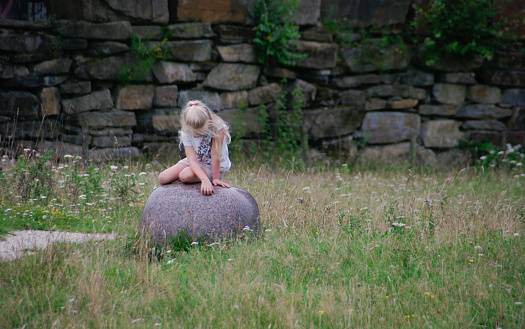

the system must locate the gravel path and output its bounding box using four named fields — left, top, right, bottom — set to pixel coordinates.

left=0, top=230, right=116, bottom=261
